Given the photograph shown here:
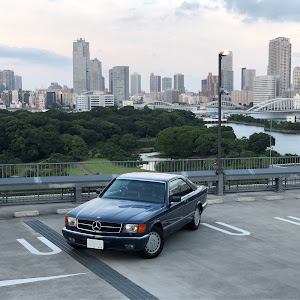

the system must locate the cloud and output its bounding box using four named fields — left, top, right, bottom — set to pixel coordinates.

left=175, top=1, right=200, bottom=18
left=0, top=44, right=72, bottom=67
left=222, top=0, right=300, bottom=22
